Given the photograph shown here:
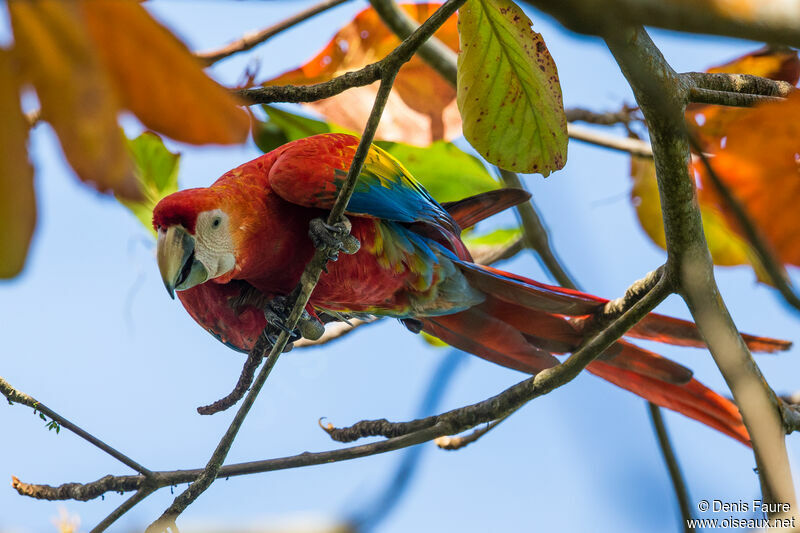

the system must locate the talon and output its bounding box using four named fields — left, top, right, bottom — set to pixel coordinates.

left=309, top=217, right=361, bottom=263
left=263, top=296, right=302, bottom=342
